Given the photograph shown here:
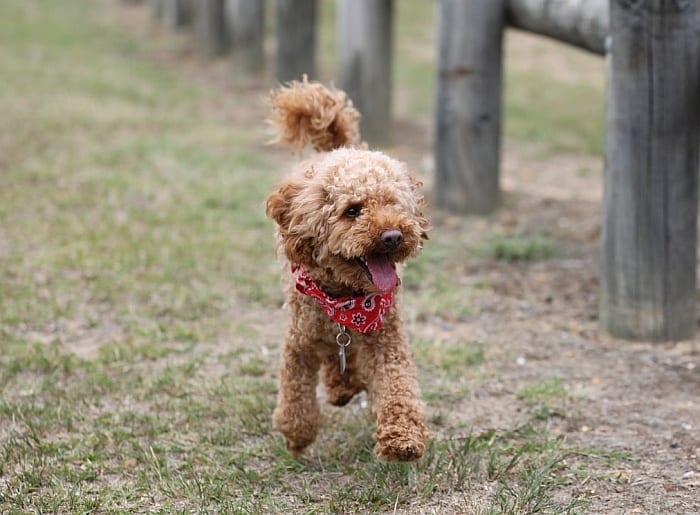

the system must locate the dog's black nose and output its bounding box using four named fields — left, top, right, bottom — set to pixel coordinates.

left=380, top=229, right=403, bottom=249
